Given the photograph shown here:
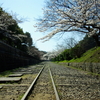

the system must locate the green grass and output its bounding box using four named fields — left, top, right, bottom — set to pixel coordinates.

left=0, top=70, right=12, bottom=77
left=59, top=47, right=100, bottom=63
